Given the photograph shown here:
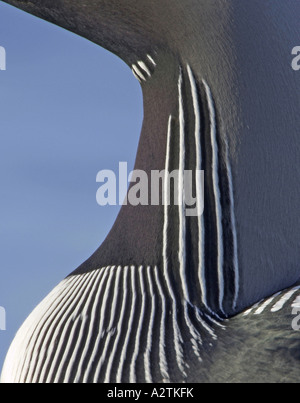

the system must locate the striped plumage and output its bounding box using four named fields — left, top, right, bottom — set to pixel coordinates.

left=159, top=64, right=240, bottom=317
left=2, top=264, right=300, bottom=383
left=1, top=0, right=300, bottom=383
